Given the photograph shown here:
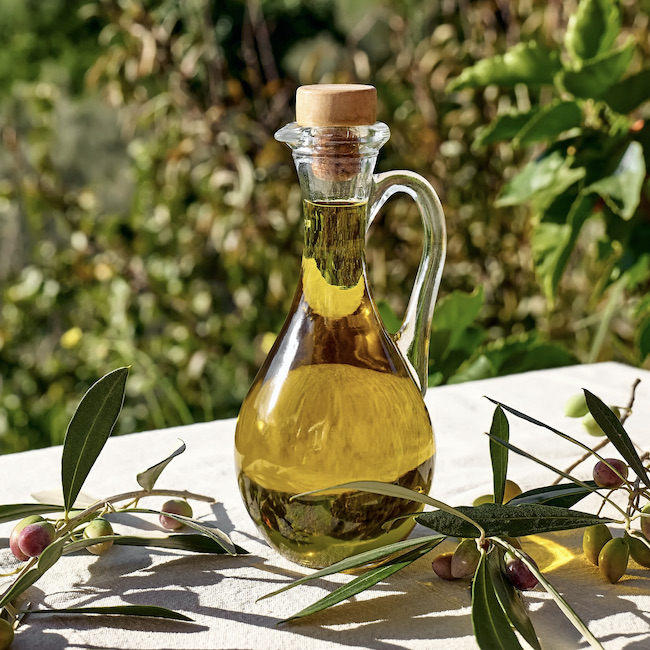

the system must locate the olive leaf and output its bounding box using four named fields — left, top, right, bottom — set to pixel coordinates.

left=126, top=507, right=237, bottom=555
left=0, top=504, right=64, bottom=525
left=565, top=0, right=620, bottom=63
left=64, top=533, right=249, bottom=556
left=494, top=538, right=604, bottom=649
left=136, top=440, right=186, bottom=491
left=281, top=540, right=443, bottom=624
left=487, top=550, right=541, bottom=650
left=508, top=482, right=598, bottom=508
left=416, top=503, right=613, bottom=538
left=261, top=534, right=445, bottom=601
left=62, top=367, right=129, bottom=512
left=20, top=605, right=192, bottom=622
left=489, top=405, right=509, bottom=505
left=584, top=389, right=650, bottom=487
left=0, top=569, right=41, bottom=609
left=471, top=551, right=523, bottom=649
